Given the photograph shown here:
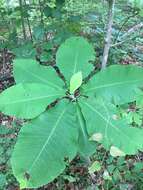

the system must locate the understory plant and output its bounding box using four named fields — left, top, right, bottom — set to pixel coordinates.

left=1, top=37, right=143, bottom=189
